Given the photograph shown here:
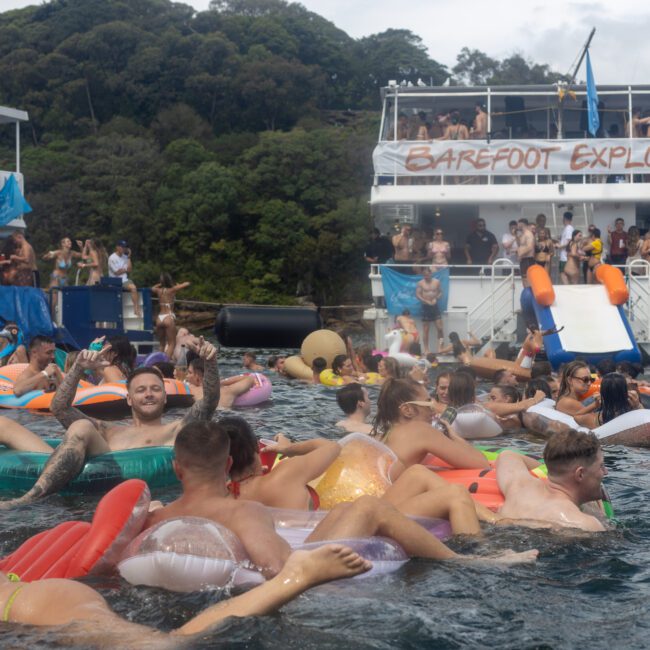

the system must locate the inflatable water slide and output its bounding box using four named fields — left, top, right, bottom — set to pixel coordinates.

left=523, top=264, right=641, bottom=369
